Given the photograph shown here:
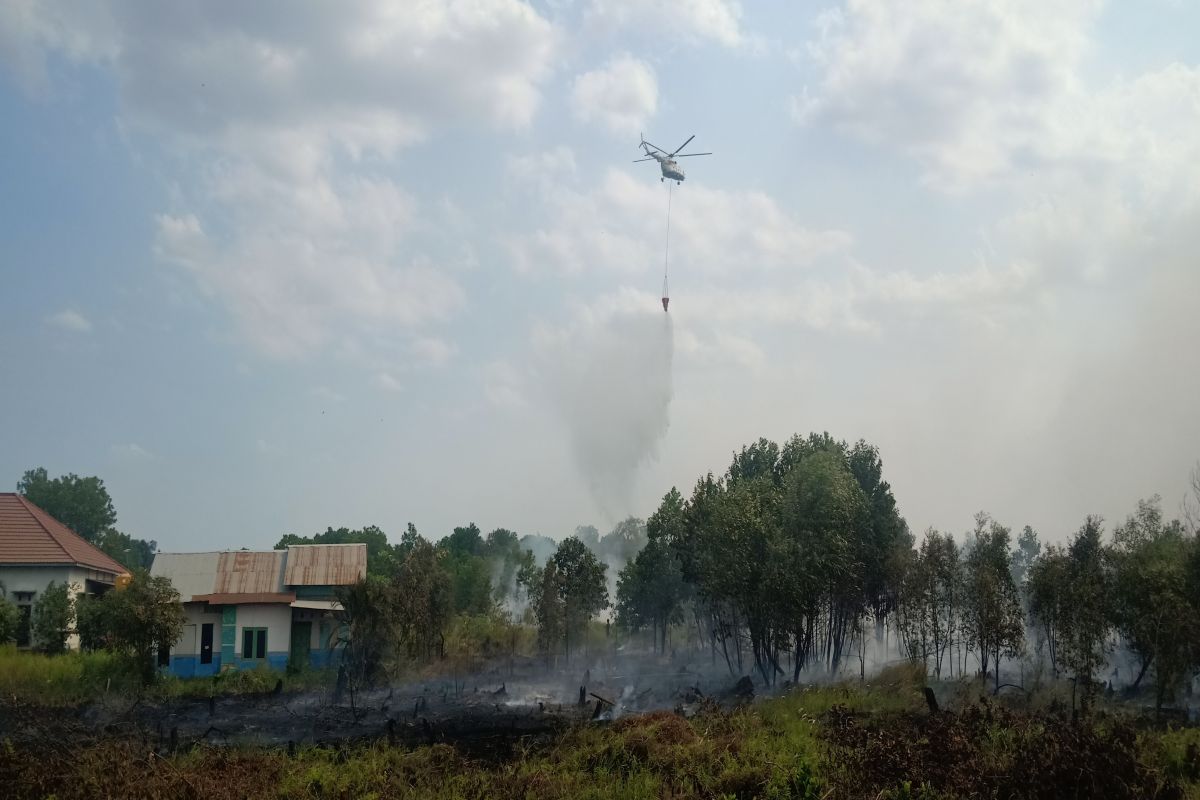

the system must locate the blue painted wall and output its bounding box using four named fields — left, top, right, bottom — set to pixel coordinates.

left=163, top=654, right=221, bottom=678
